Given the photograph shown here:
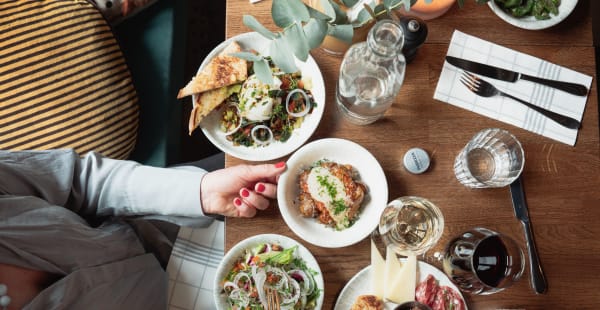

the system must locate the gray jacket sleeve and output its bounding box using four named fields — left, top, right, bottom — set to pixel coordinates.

left=0, top=149, right=208, bottom=219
